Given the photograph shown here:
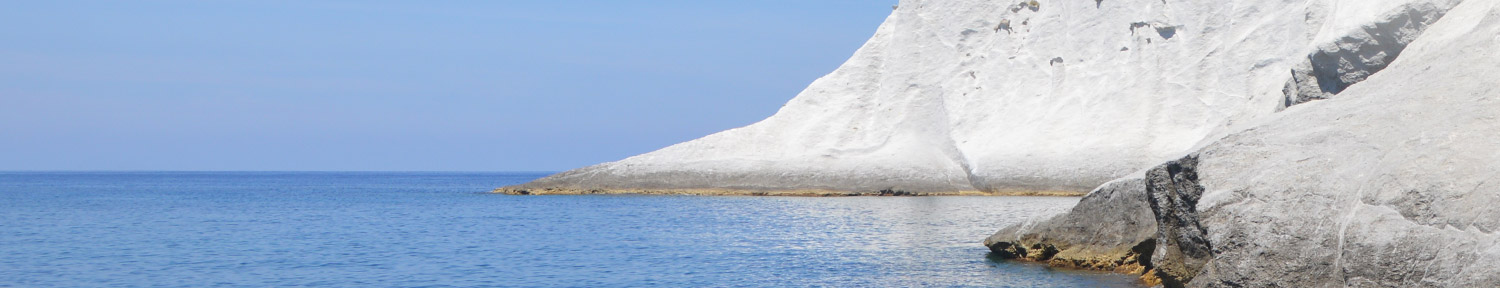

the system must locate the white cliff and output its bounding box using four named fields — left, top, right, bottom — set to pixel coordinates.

left=502, top=0, right=1462, bottom=195
left=500, top=0, right=1500, bottom=285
